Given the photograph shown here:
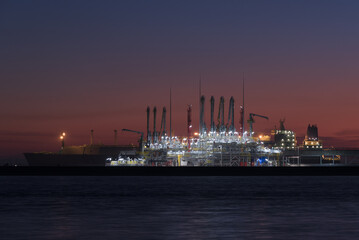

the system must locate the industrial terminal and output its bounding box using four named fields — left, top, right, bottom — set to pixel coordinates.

left=118, top=95, right=358, bottom=168
left=24, top=92, right=359, bottom=167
